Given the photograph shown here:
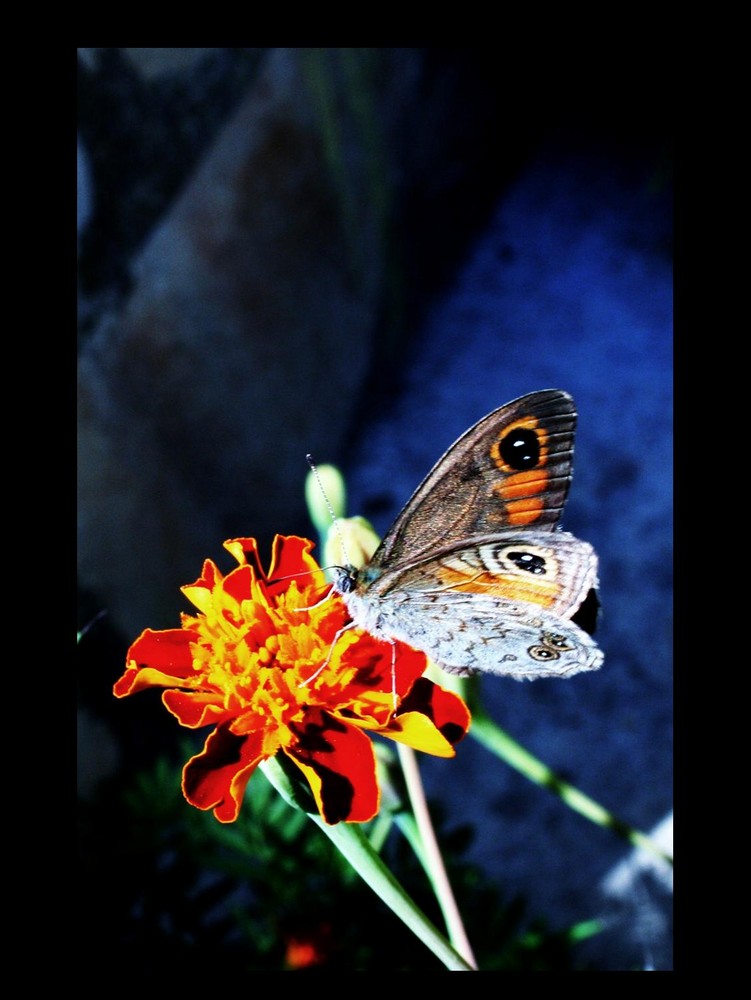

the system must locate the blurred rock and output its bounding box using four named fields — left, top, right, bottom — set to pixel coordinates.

left=78, top=49, right=385, bottom=637
left=77, top=134, right=92, bottom=244
left=78, top=48, right=509, bottom=640
left=123, top=47, right=223, bottom=79
left=594, top=812, right=673, bottom=970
